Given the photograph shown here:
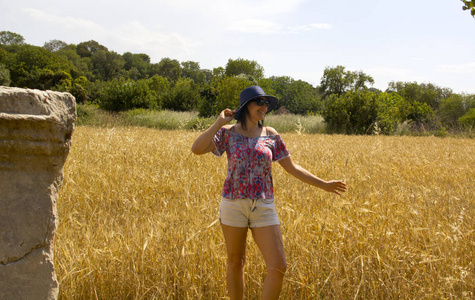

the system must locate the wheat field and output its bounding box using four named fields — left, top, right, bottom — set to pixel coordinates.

left=55, top=126, right=475, bottom=299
